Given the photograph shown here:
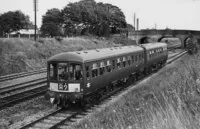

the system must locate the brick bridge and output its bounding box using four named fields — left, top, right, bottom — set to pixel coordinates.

left=122, top=29, right=200, bottom=48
